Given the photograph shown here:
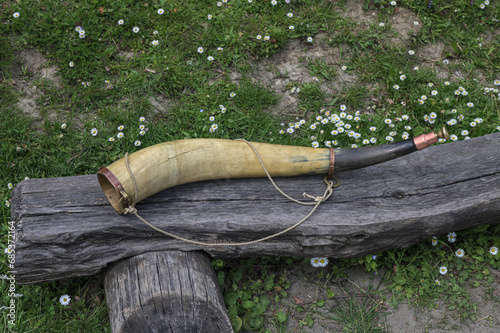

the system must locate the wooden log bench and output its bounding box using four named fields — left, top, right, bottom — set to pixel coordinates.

left=11, top=132, right=500, bottom=332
